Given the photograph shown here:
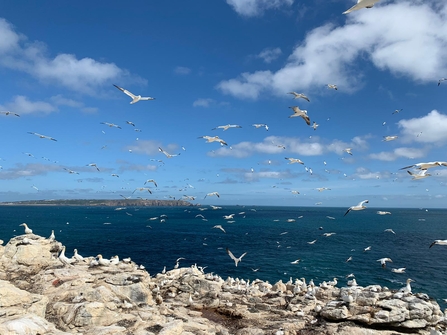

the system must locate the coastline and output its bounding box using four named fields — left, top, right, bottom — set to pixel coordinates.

left=0, top=233, right=446, bottom=335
